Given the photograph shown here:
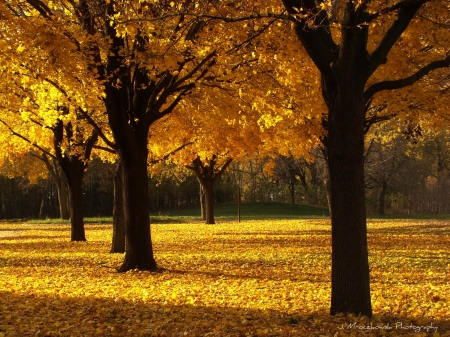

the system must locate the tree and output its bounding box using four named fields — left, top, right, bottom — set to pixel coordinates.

left=365, top=130, right=411, bottom=215
left=186, top=156, right=233, bottom=224
left=4, top=0, right=288, bottom=271
left=271, top=155, right=310, bottom=209
left=0, top=64, right=99, bottom=241
left=280, top=0, right=450, bottom=316
left=37, top=154, right=70, bottom=220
